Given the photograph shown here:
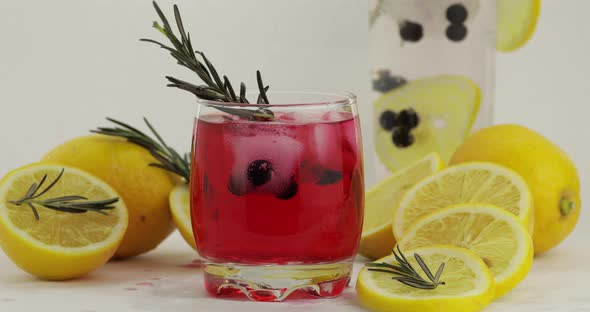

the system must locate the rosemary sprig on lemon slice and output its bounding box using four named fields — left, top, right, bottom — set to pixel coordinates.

left=0, top=164, right=128, bottom=280
left=357, top=246, right=495, bottom=312
left=366, top=247, right=446, bottom=290
left=397, top=204, right=534, bottom=298
left=9, top=169, right=119, bottom=220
